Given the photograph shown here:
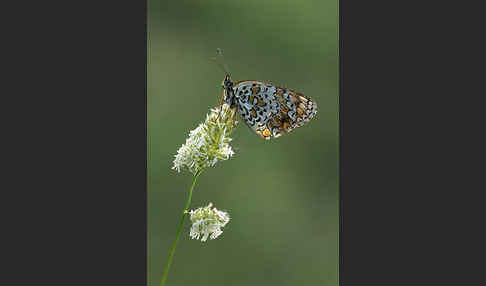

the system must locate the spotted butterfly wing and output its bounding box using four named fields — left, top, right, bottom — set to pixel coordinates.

left=222, top=77, right=317, bottom=140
